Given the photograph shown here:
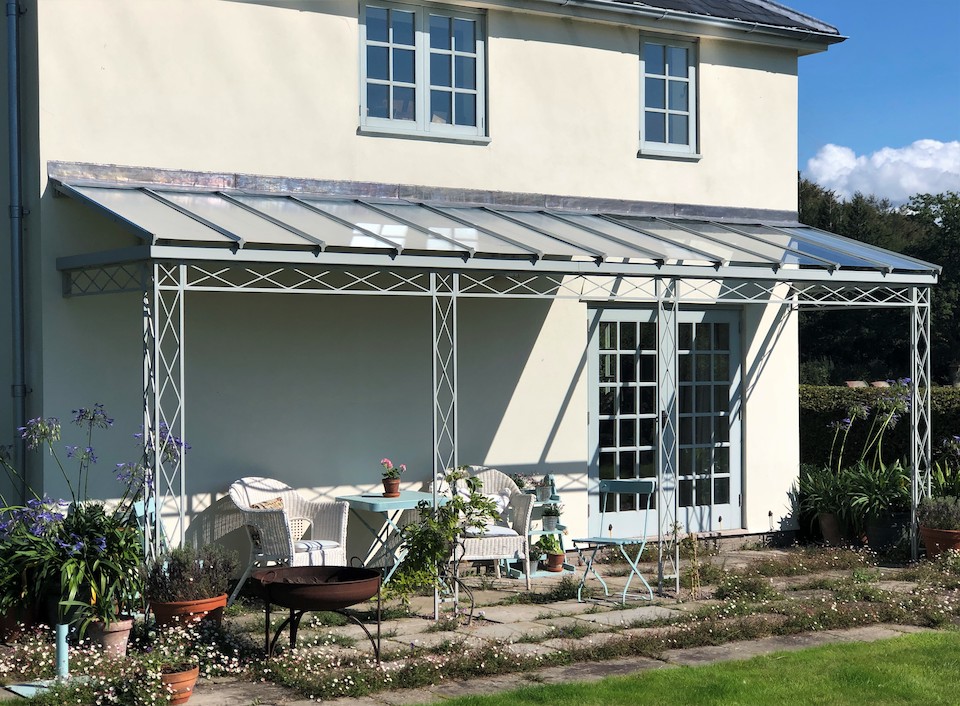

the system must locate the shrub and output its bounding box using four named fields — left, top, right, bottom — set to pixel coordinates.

left=145, top=544, right=237, bottom=602
left=917, top=496, right=960, bottom=530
